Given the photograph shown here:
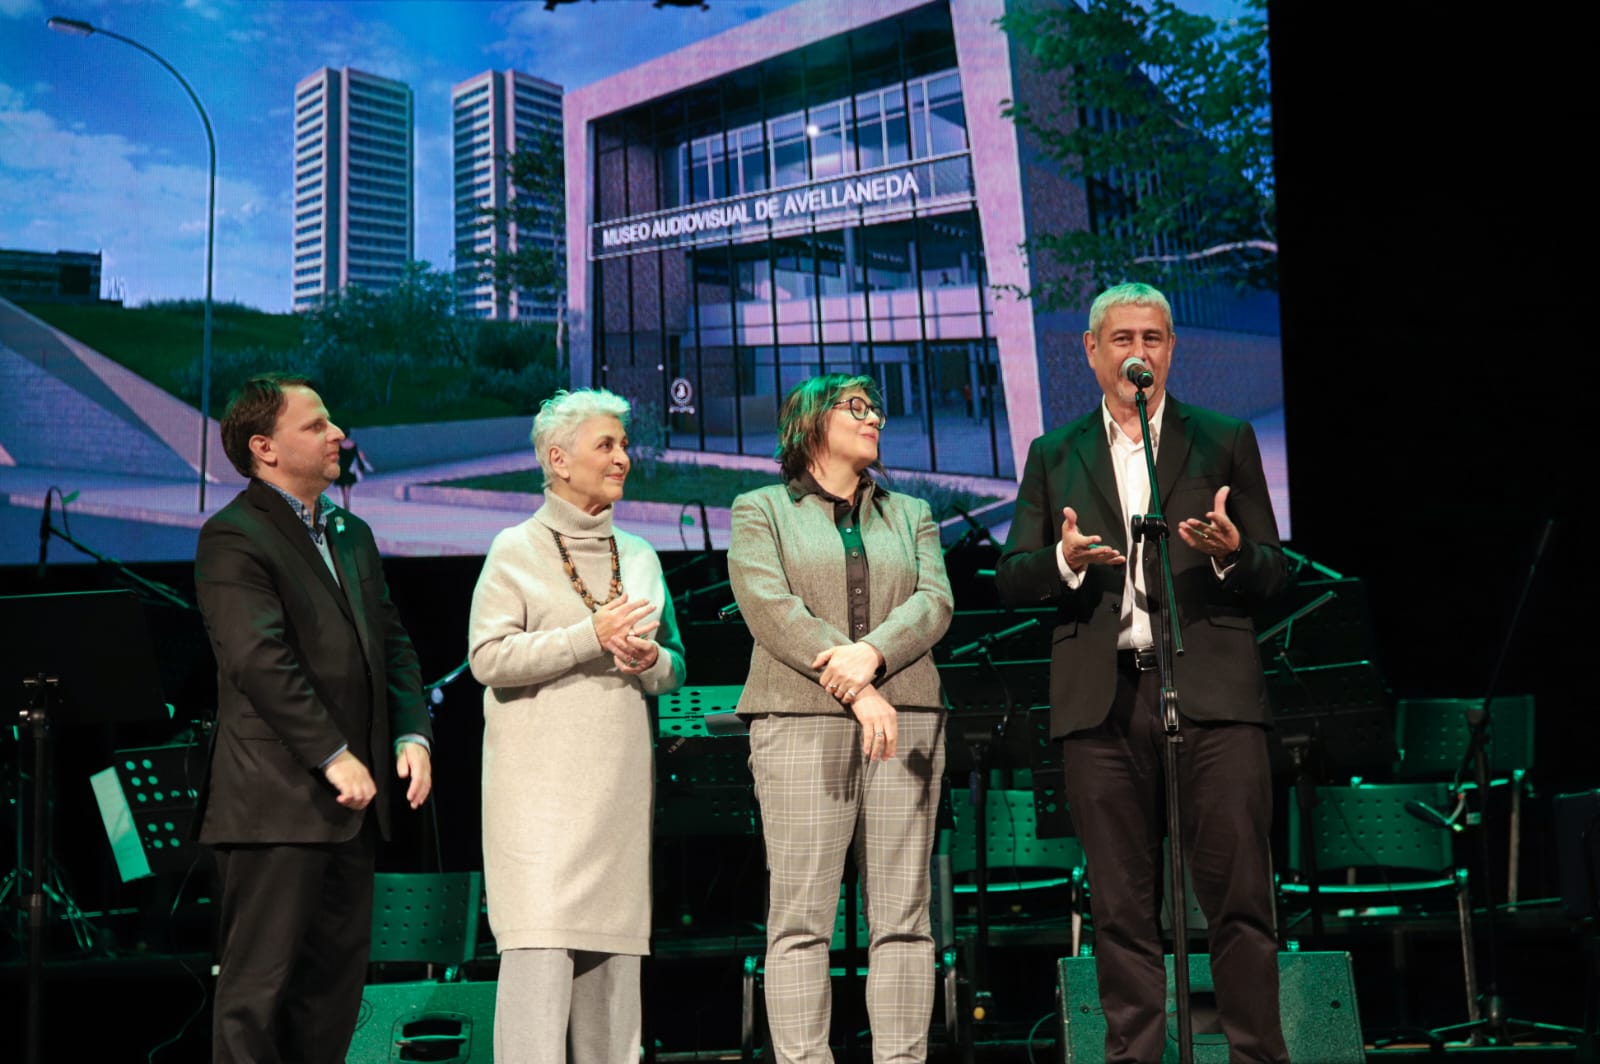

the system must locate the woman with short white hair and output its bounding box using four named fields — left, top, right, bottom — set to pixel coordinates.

left=469, top=387, right=686, bottom=1063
